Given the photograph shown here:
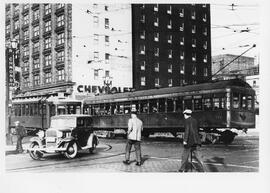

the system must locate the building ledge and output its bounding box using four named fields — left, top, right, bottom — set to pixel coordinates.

left=43, top=14, right=51, bottom=21
left=31, top=36, right=40, bottom=42
left=55, top=7, right=65, bottom=16
left=55, top=44, right=64, bottom=51
left=55, top=26, right=65, bottom=34
left=43, top=48, right=52, bottom=55
left=55, top=61, right=65, bottom=69
left=43, top=31, right=51, bottom=38
left=32, top=4, right=40, bottom=11
left=31, top=19, right=39, bottom=26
